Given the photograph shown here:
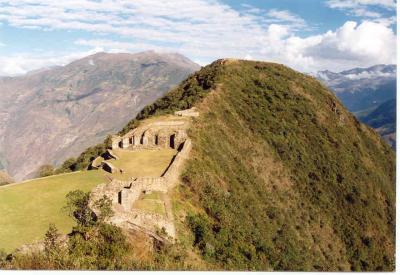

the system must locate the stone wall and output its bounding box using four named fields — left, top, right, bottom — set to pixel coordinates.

left=162, top=139, right=192, bottom=188
left=174, top=107, right=199, bottom=117
left=90, top=138, right=191, bottom=241
left=101, top=161, right=118, bottom=174
left=111, top=119, right=190, bottom=150
left=111, top=212, right=175, bottom=241
left=91, top=110, right=196, bottom=241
